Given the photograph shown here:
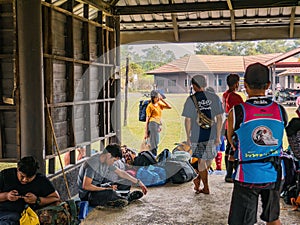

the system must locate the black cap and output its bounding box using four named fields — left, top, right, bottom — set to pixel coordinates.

left=191, top=75, right=207, bottom=88
left=150, top=90, right=159, bottom=97
left=244, top=63, right=270, bottom=85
